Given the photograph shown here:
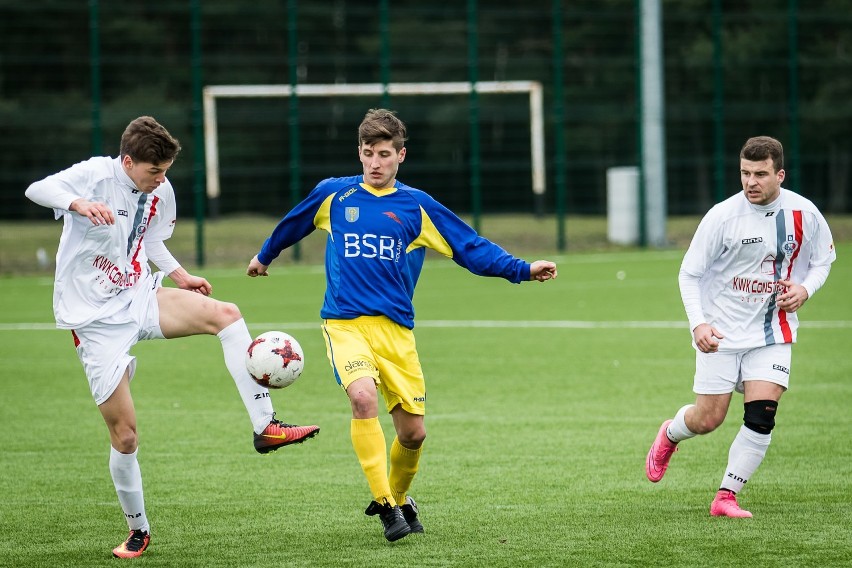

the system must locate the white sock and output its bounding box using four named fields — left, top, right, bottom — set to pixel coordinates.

left=666, top=404, right=697, bottom=443
left=720, top=425, right=771, bottom=493
left=218, top=319, right=275, bottom=433
left=109, top=447, right=149, bottom=533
